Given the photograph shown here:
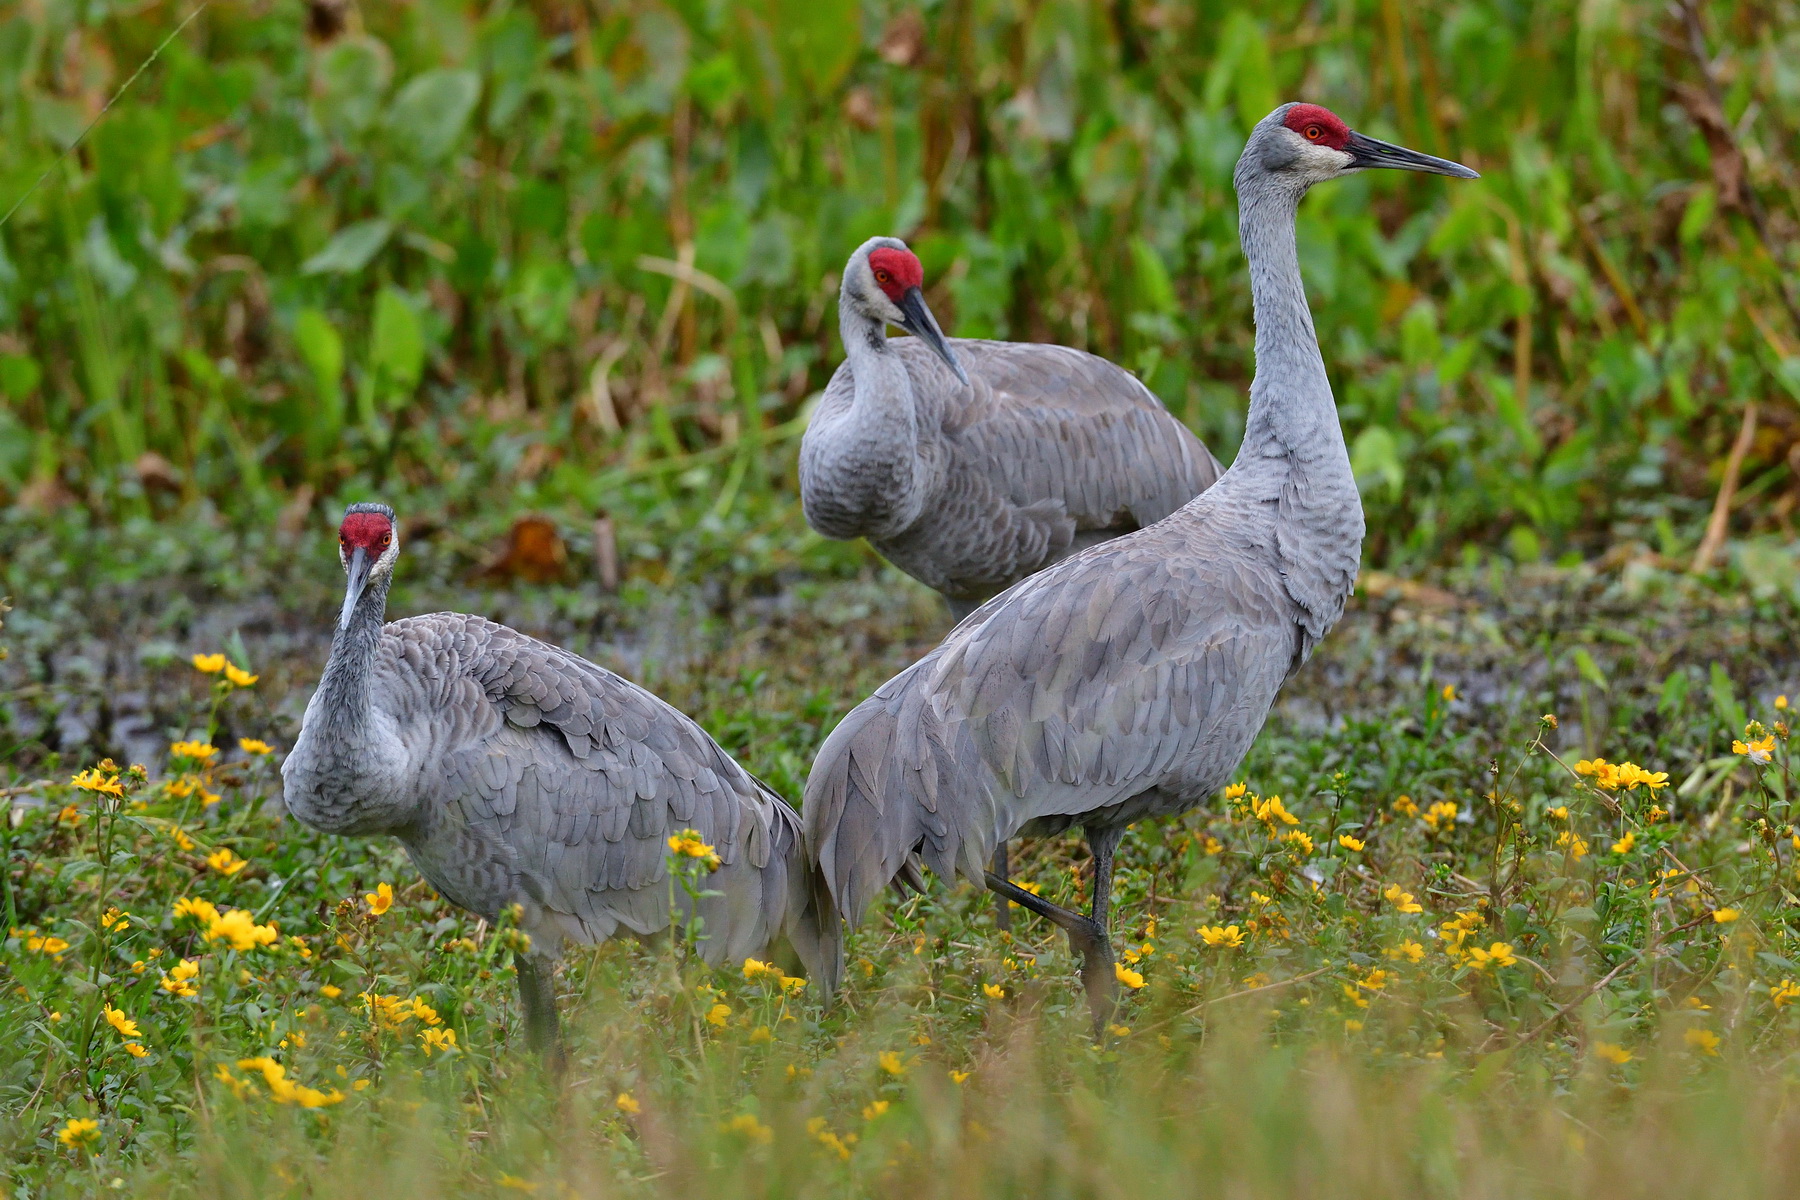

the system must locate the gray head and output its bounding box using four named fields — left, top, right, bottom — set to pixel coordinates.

left=841, top=236, right=968, bottom=385
left=1236, top=103, right=1478, bottom=197
left=336, top=501, right=398, bottom=630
